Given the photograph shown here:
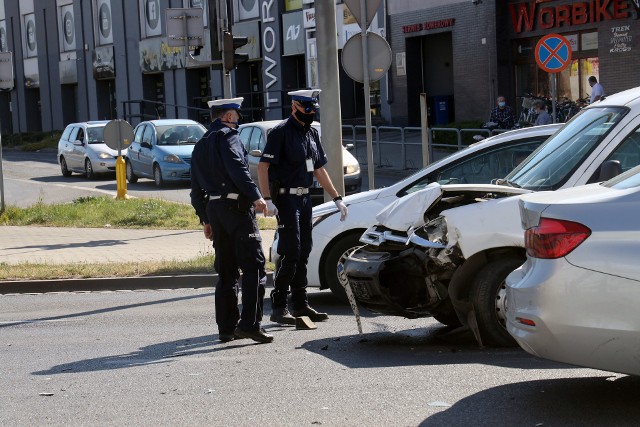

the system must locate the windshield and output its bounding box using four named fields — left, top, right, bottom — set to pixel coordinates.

left=87, top=127, right=106, bottom=144
left=604, top=164, right=640, bottom=189
left=505, top=107, right=627, bottom=190
left=156, top=125, right=205, bottom=145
